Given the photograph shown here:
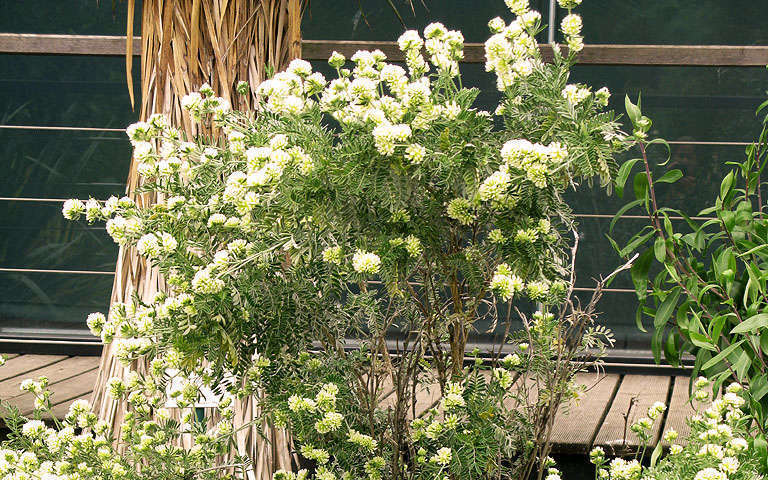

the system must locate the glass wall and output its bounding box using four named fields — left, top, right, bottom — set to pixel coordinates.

left=303, top=0, right=768, bottom=349
left=1, top=0, right=766, bottom=346
left=0, top=1, right=141, bottom=338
